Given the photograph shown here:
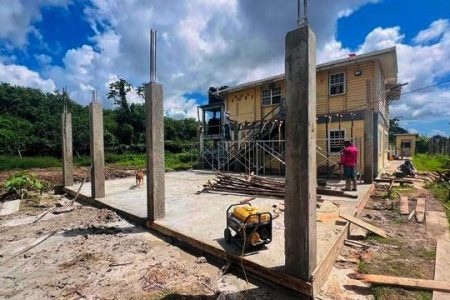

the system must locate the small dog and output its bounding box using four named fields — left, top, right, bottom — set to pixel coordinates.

left=135, top=169, right=145, bottom=187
